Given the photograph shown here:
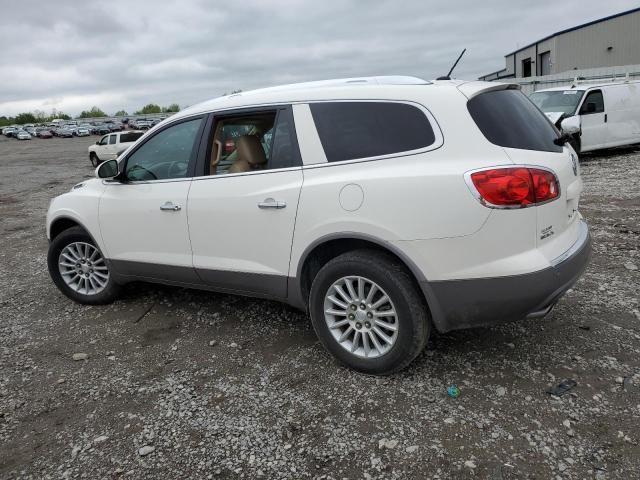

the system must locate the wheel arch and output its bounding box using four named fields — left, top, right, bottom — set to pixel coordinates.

left=48, top=216, right=101, bottom=249
left=292, top=233, right=440, bottom=325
